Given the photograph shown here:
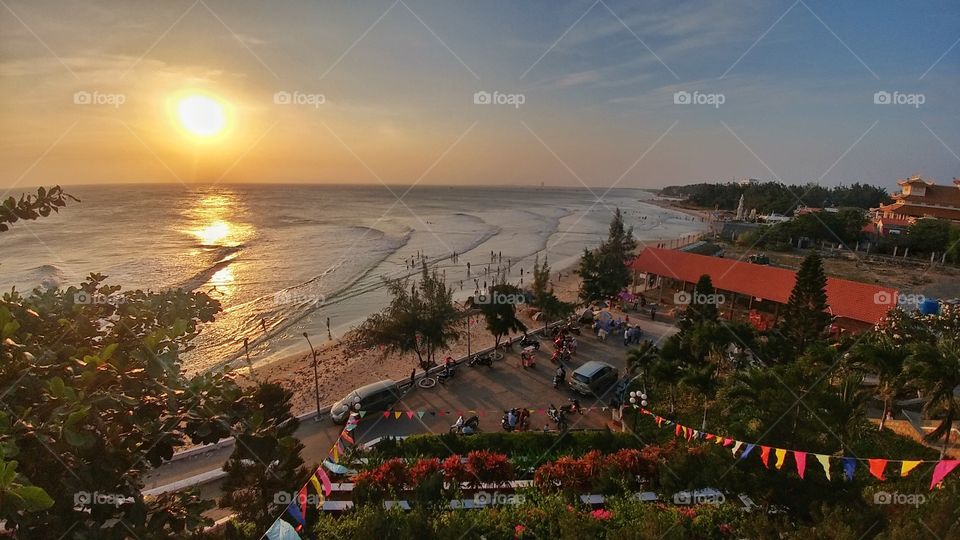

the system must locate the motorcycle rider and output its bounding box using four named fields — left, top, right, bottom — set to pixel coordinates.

left=553, top=365, right=566, bottom=388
